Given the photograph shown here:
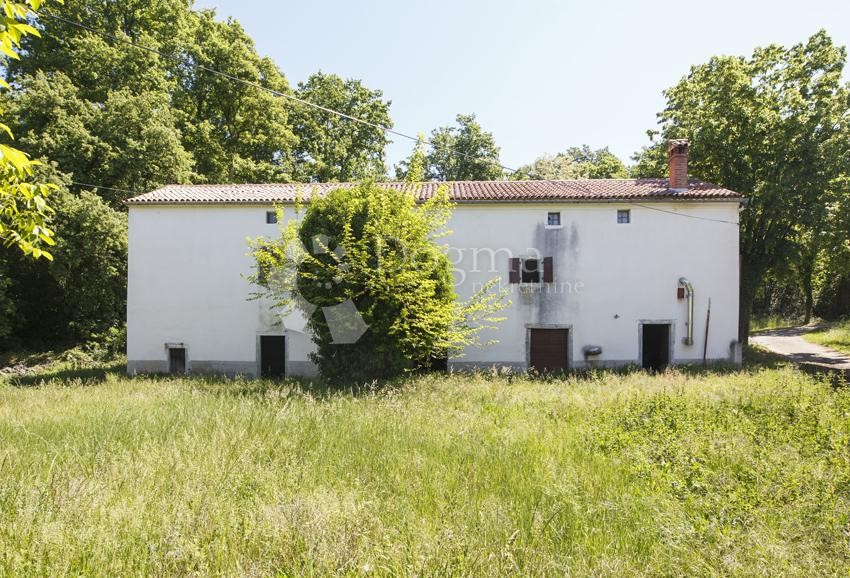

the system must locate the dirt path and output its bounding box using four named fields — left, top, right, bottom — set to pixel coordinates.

left=751, top=326, right=850, bottom=370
